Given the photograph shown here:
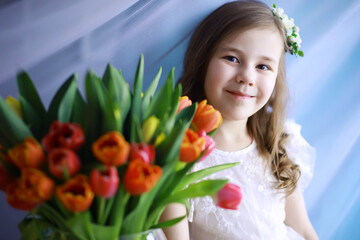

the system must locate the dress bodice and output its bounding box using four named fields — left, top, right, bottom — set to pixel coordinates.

left=188, top=120, right=315, bottom=240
